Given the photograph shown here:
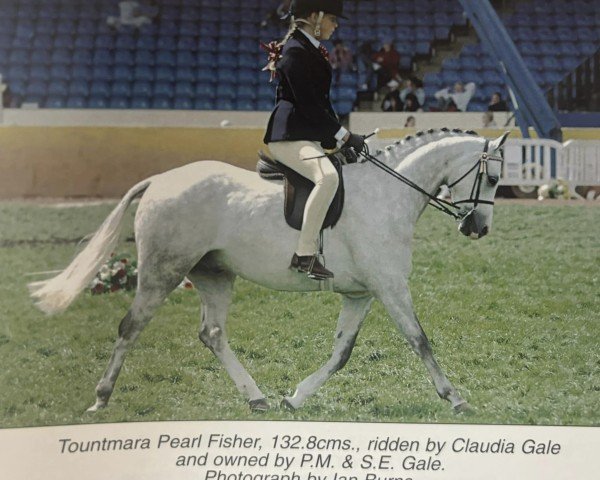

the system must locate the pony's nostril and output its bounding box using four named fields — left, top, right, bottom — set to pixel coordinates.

left=481, top=225, right=489, bottom=236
